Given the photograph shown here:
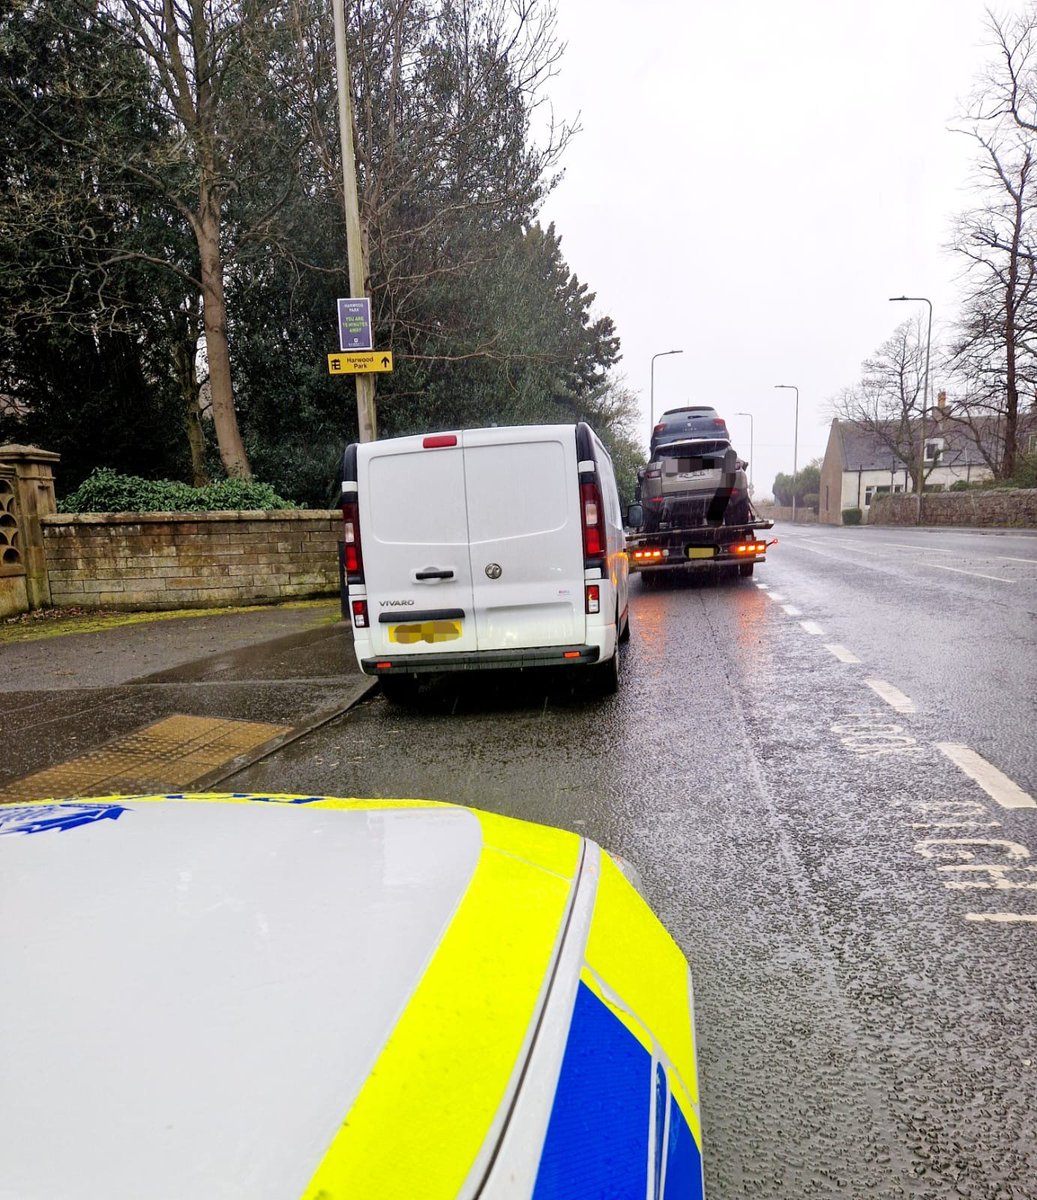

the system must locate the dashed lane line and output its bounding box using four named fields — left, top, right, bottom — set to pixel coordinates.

left=937, top=743, right=1037, bottom=810
left=930, top=564, right=1017, bottom=583
left=800, top=621, right=825, bottom=636
left=782, top=604, right=802, bottom=616
left=768, top=592, right=785, bottom=602
left=824, top=644, right=862, bottom=664
left=965, top=913, right=1037, bottom=924
left=864, top=678, right=917, bottom=714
